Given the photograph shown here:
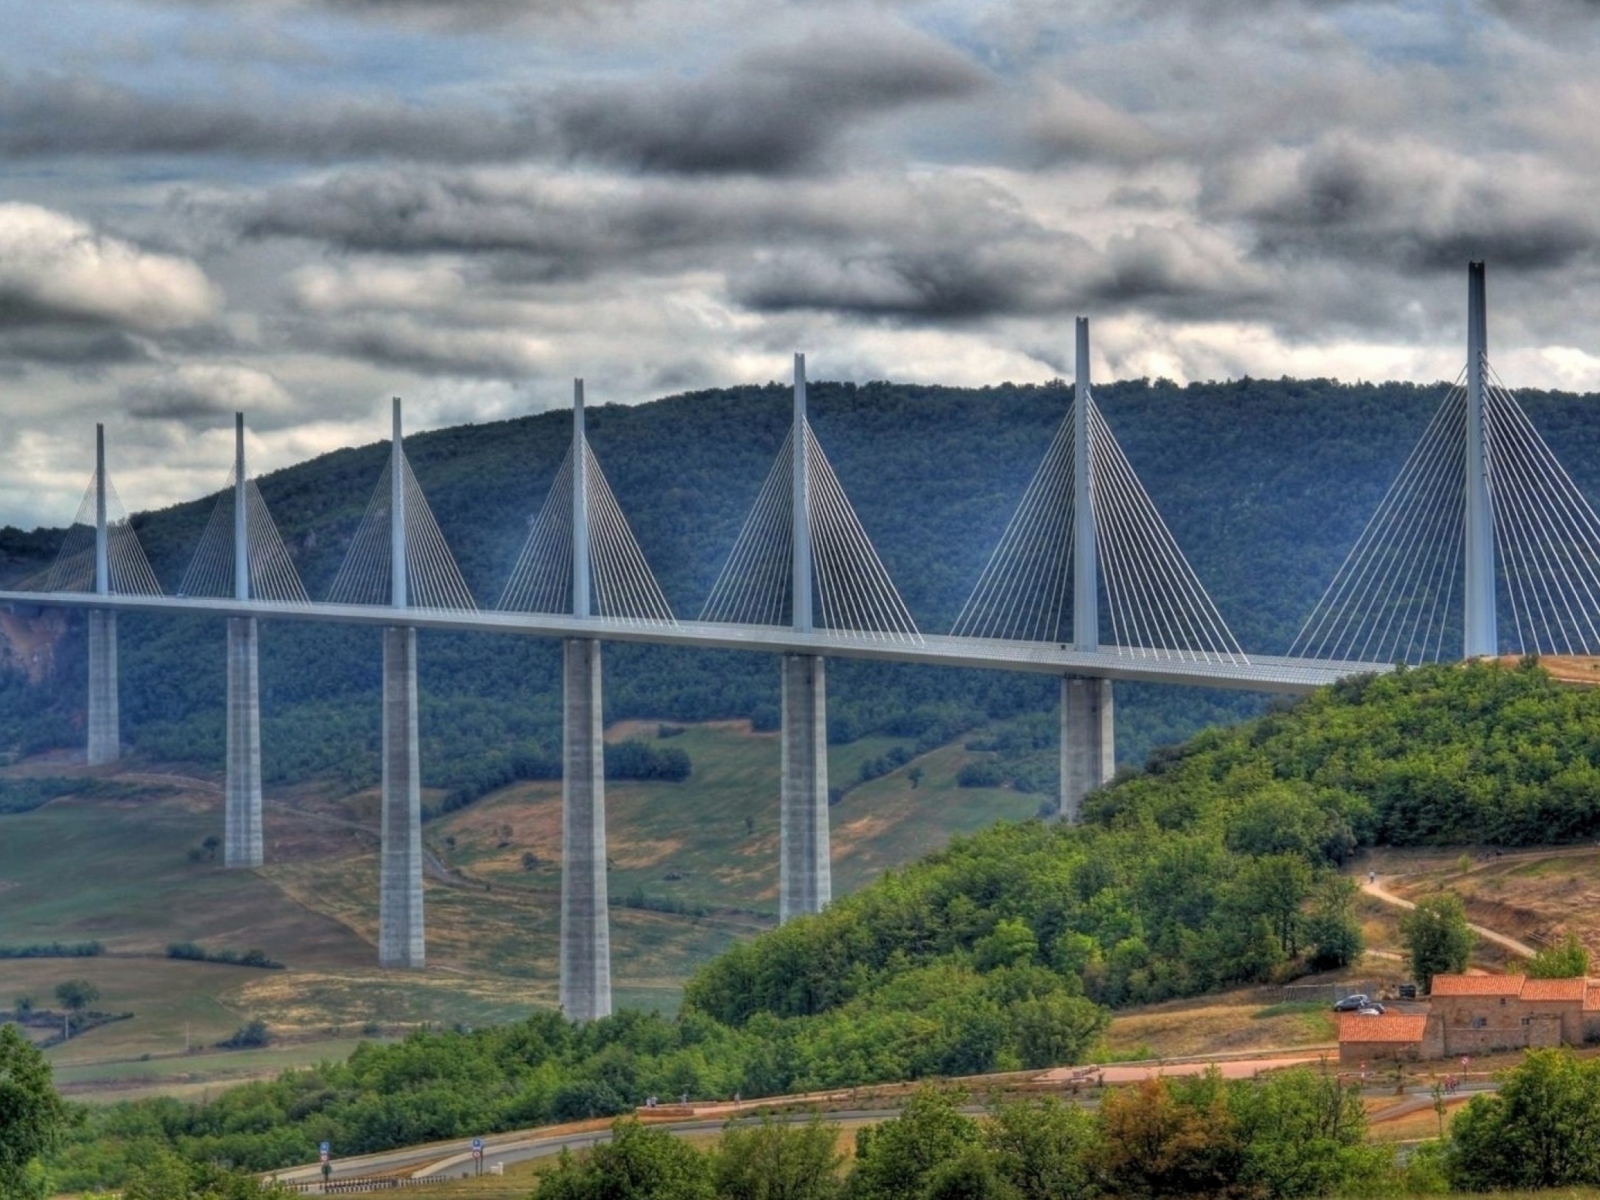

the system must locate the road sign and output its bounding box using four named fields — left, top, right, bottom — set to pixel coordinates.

left=471, top=1138, right=483, bottom=1153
